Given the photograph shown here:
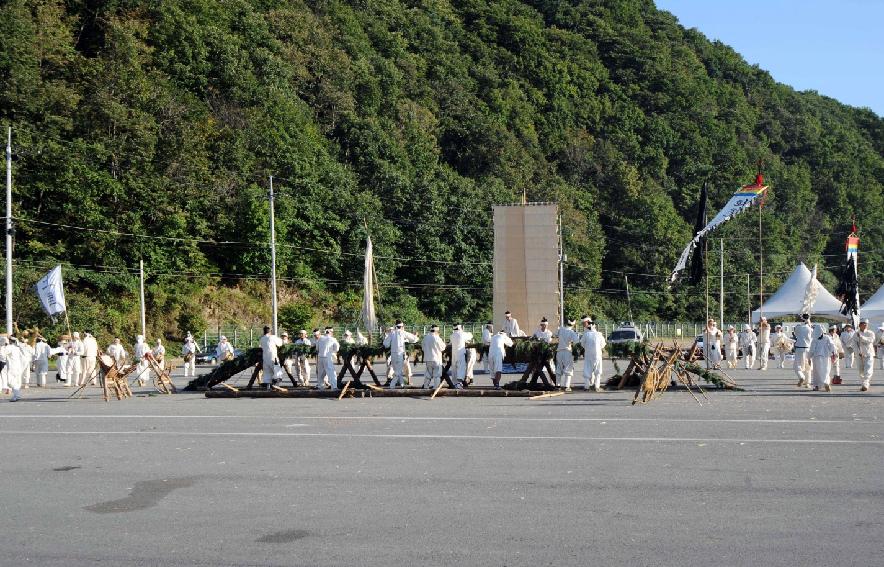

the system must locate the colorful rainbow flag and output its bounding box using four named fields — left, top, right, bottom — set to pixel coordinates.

left=847, top=236, right=859, bottom=256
